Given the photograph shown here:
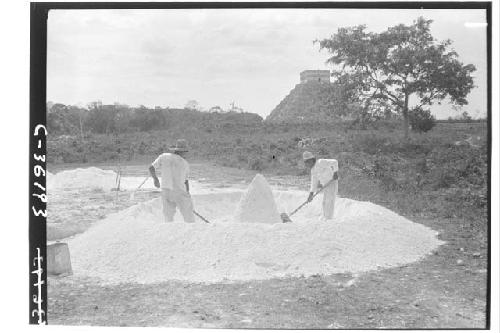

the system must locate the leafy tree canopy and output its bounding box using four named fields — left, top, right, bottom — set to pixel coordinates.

left=317, top=17, right=476, bottom=137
